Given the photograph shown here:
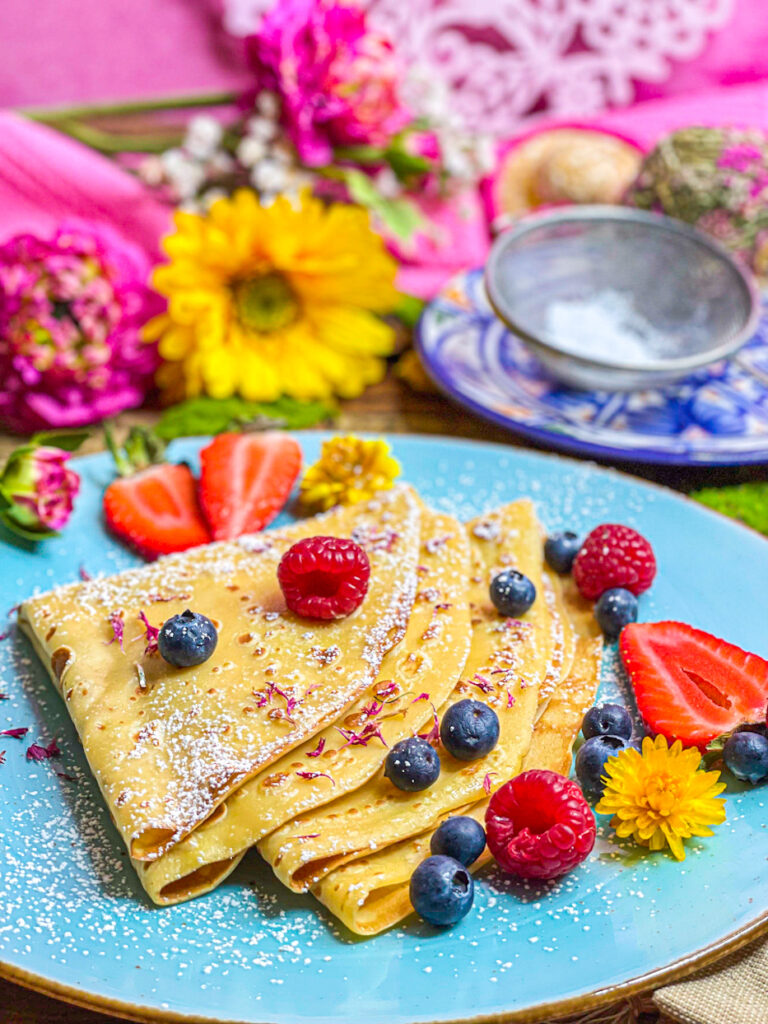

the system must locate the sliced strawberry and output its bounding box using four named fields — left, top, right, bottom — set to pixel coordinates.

left=104, top=463, right=210, bottom=559
left=199, top=432, right=301, bottom=540
left=102, top=426, right=209, bottom=560
left=620, top=621, right=768, bottom=748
